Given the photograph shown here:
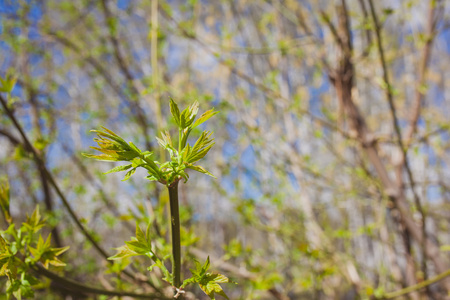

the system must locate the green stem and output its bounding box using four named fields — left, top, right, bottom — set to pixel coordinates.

left=384, top=268, right=450, bottom=299
left=179, top=128, right=183, bottom=154
left=168, top=180, right=181, bottom=289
